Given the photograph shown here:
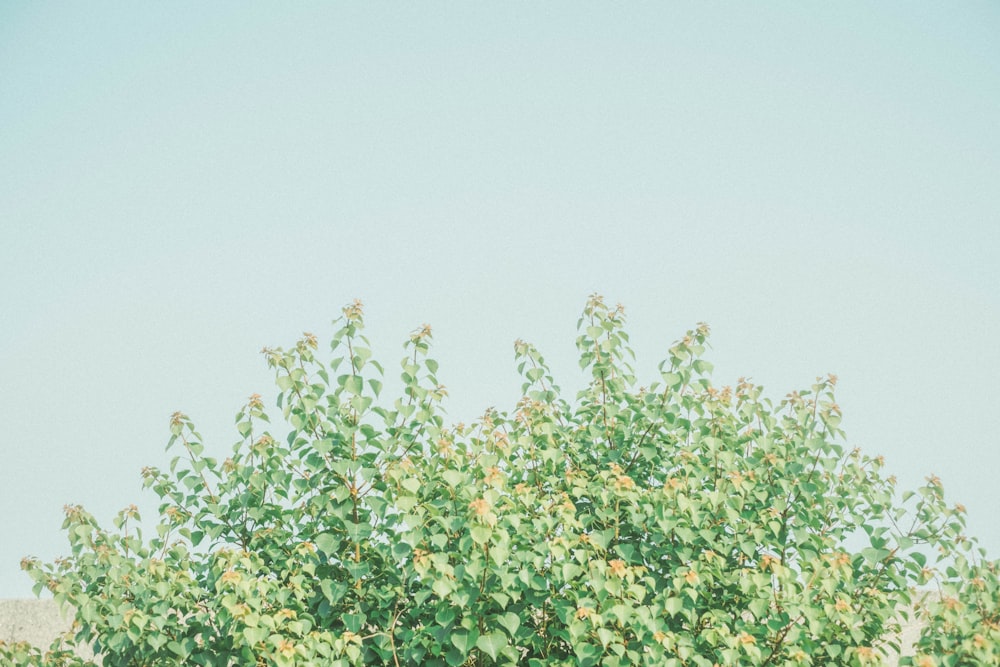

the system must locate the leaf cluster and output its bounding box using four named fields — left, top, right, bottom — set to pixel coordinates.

left=7, top=296, right=998, bottom=666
